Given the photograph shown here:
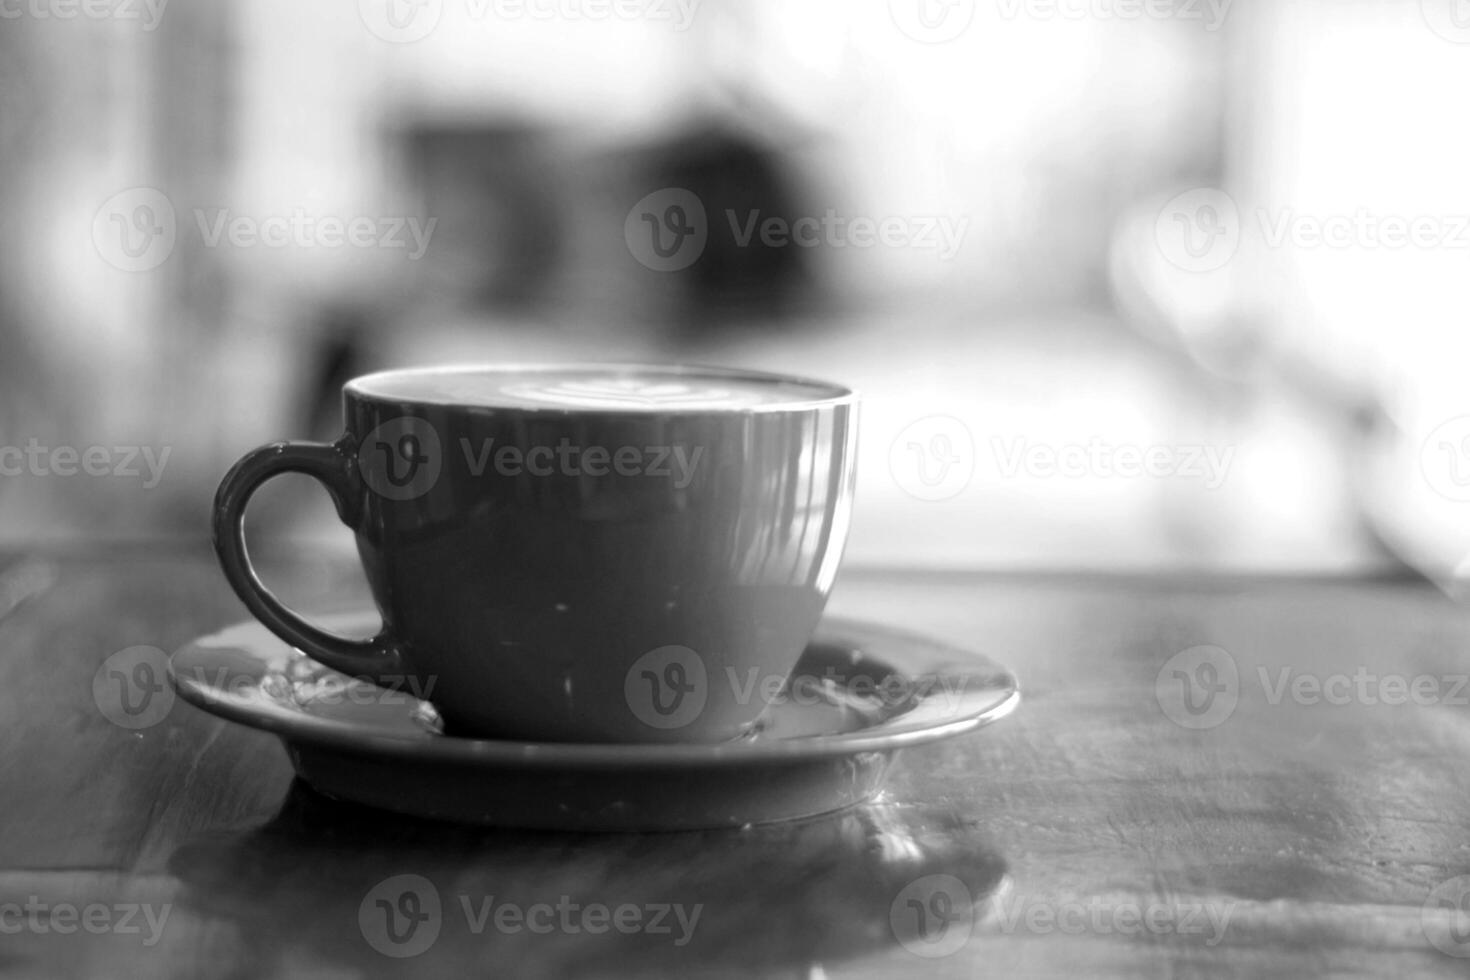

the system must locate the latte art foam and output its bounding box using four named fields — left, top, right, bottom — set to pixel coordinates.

left=350, top=367, right=847, bottom=412
left=500, top=378, right=769, bottom=410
